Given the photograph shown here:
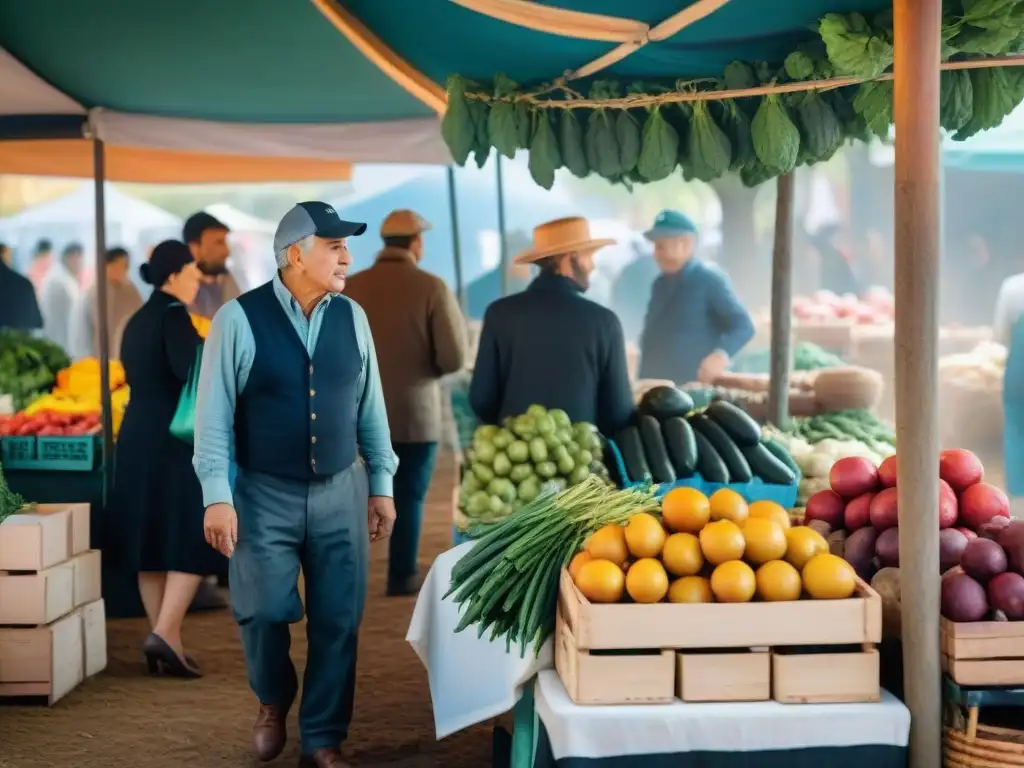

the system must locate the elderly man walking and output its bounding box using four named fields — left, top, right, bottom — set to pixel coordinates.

left=195, top=201, right=398, bottom=768
left=345, top=209, right=466, bottom=596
